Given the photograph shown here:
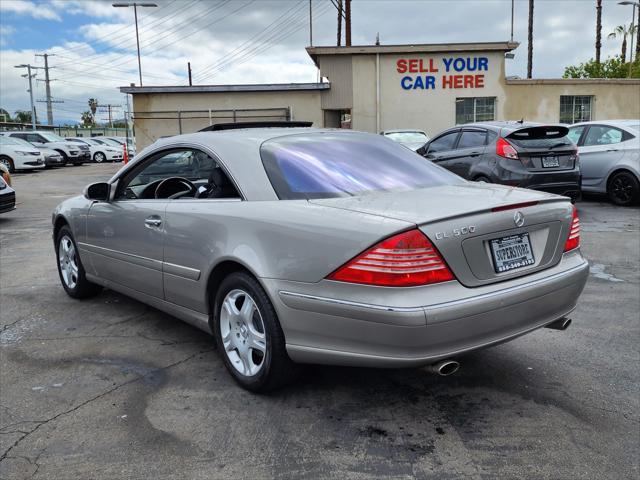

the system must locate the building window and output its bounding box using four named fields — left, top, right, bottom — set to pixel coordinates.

left=456, top=97, right=496, bottom=124
left=559, top=96, right=593, bottom=124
